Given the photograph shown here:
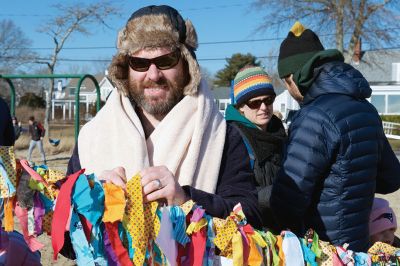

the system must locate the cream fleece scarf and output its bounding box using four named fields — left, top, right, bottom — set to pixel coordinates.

left=78, top=80, right=226, bottom=193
